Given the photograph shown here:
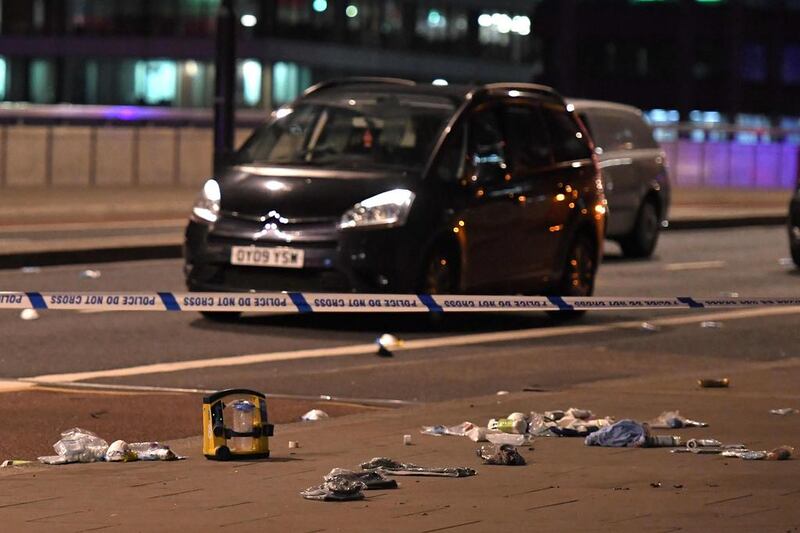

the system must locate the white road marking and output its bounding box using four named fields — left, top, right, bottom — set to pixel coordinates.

left=665, top=260, right=727, bottom=271
left=18, top=306, right=800, bottom=386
